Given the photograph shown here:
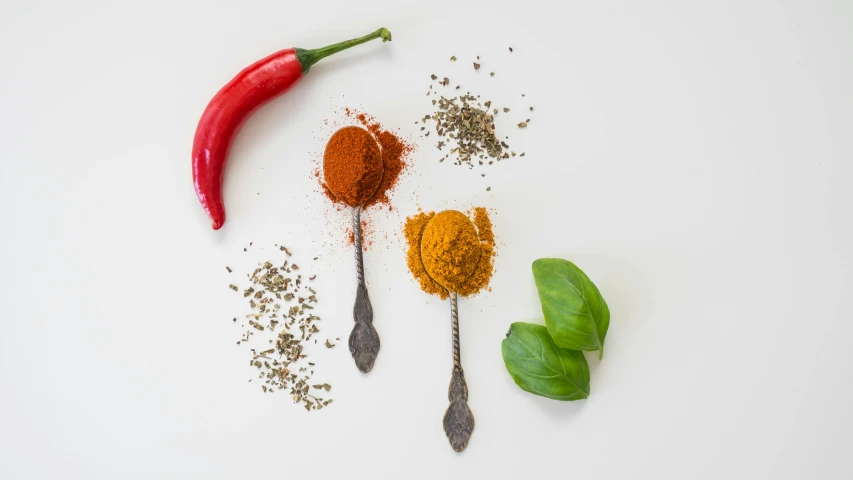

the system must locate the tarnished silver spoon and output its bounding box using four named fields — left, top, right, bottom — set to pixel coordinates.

left=323, top=126, right=384, bottom=373
left=420, top=210, right=481, bottom=452
left=348, top=204, right=380, bottom=373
